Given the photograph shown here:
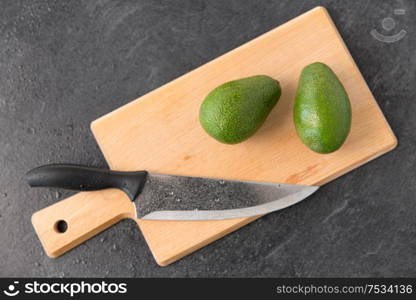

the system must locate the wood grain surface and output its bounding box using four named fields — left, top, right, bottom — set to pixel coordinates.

left=32, top=7, right=397, bottom=266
